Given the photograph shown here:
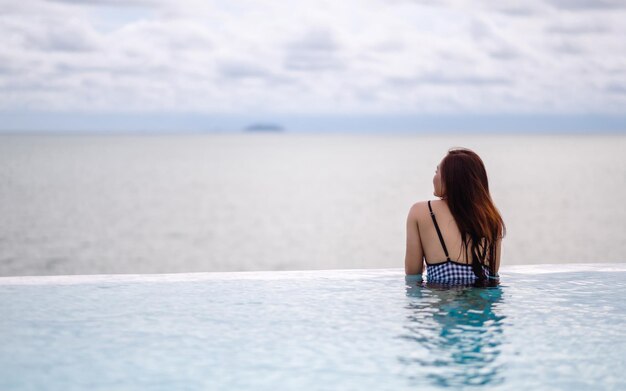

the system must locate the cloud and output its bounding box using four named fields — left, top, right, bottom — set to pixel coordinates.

left=283, top=29, right=344, bottom=72
left=606, top=83, right=626, bottom=95
left=216, top=60, right=294, bottom=87
left=551, top=41, right=585, bottom=55
left=218, top=61, right=272, bottom=80
left=0, top=0, right=625, bottom=114
left=545, top=0, right=626, bottom=10
left=46, top=0, right=160, bottom=6
left=487, top=47, right=521, bottom=60
left=546, top=22, right=609, bottom=35
left=27, top=20, right=102, bottom=52
left=494, top=6, right=538, bottom=17
left=388, top=72, right=512, bottom=87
